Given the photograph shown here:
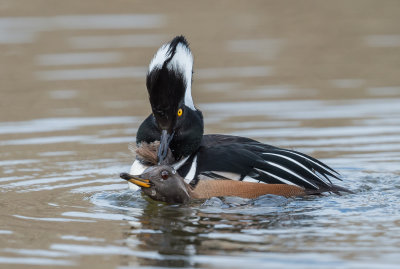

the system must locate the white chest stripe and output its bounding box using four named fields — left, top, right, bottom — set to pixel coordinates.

left=184, top=155, right=197, bottom=183
left=172, top=156, right=190, bottom=170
